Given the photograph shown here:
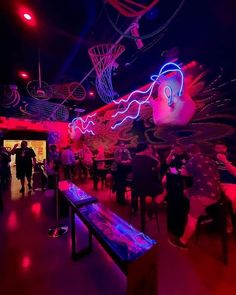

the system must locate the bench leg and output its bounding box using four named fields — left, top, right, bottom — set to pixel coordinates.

left=140, top=196, right=146, bottom=233
left=71, top=209, right=93, bottom=261
left=220, top=205, right=228, bottom=265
